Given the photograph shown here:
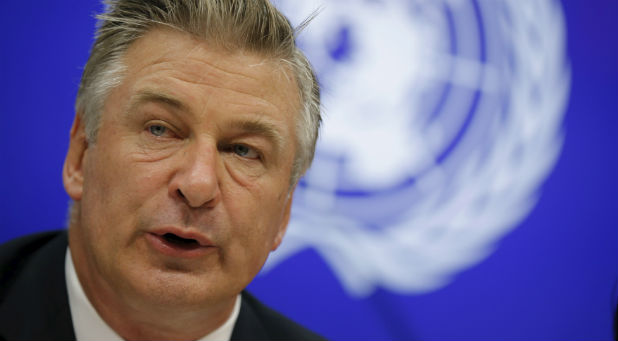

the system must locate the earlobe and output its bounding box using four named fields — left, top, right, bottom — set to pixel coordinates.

left=63, top=113, right=89, bottom=201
